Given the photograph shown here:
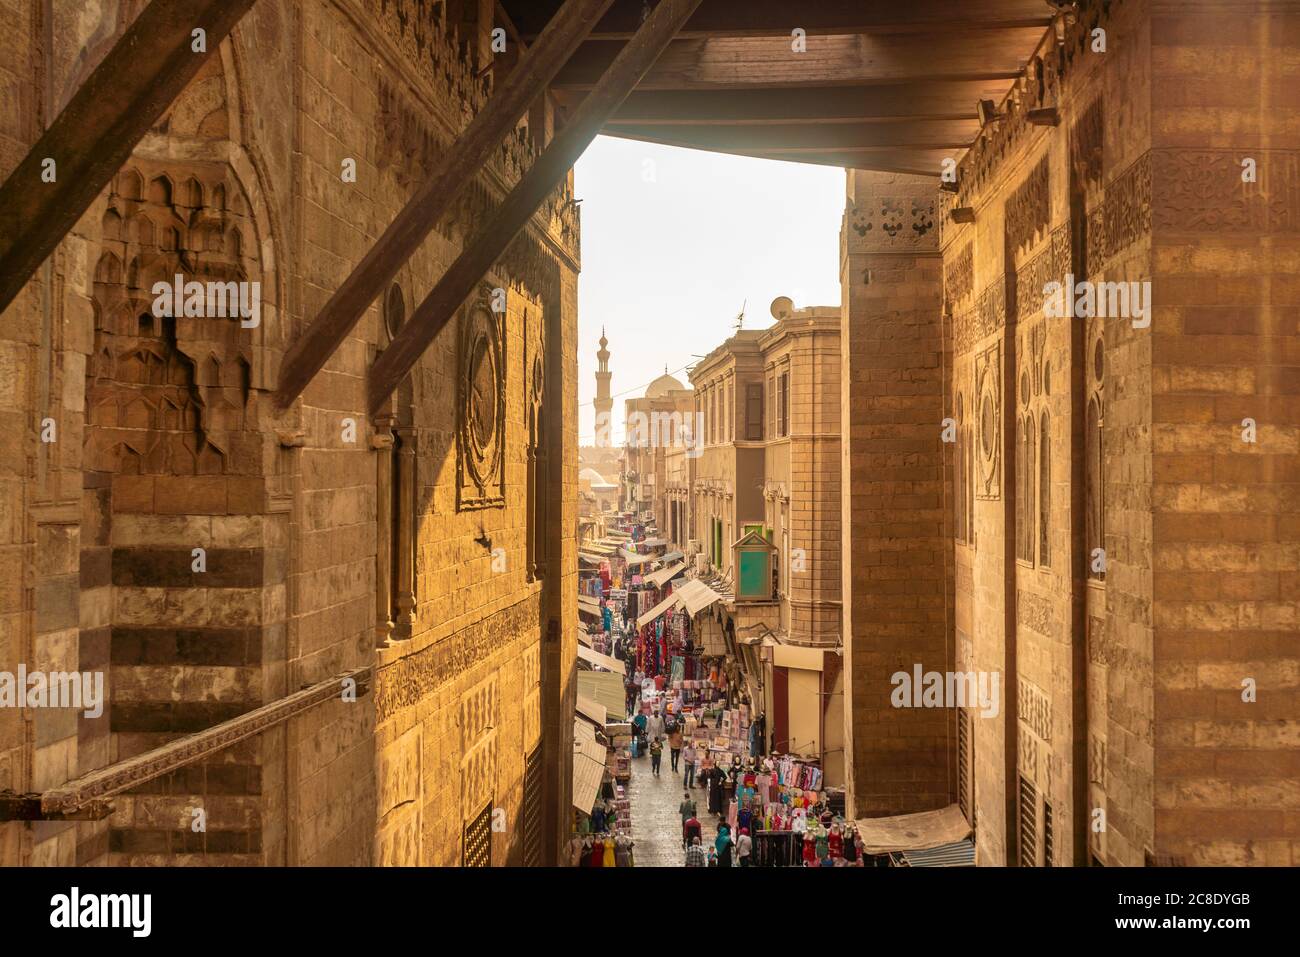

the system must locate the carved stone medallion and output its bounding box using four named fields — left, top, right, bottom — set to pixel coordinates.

left=457, top=287, right=506, bottom=510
